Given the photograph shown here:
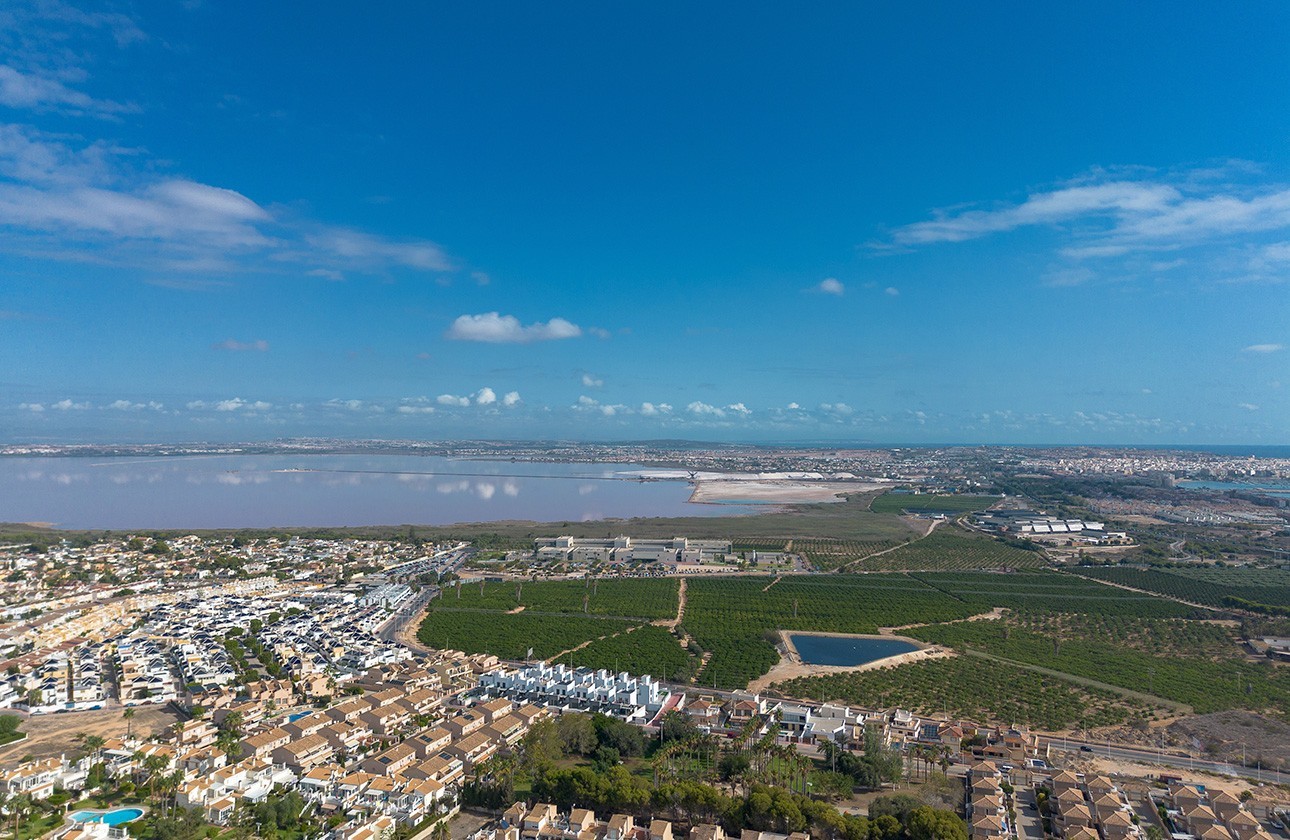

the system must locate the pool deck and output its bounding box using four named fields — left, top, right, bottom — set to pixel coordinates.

left=748, top=629, right=952, bottom=693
